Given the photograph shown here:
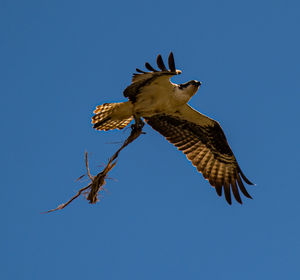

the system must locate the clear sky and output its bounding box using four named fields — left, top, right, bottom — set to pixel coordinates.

left=1, top=0, right=300, bottom=279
